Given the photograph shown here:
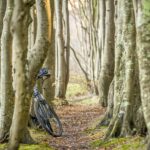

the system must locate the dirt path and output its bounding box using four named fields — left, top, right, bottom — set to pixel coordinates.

left=48, top=104, right=105, bottom=150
